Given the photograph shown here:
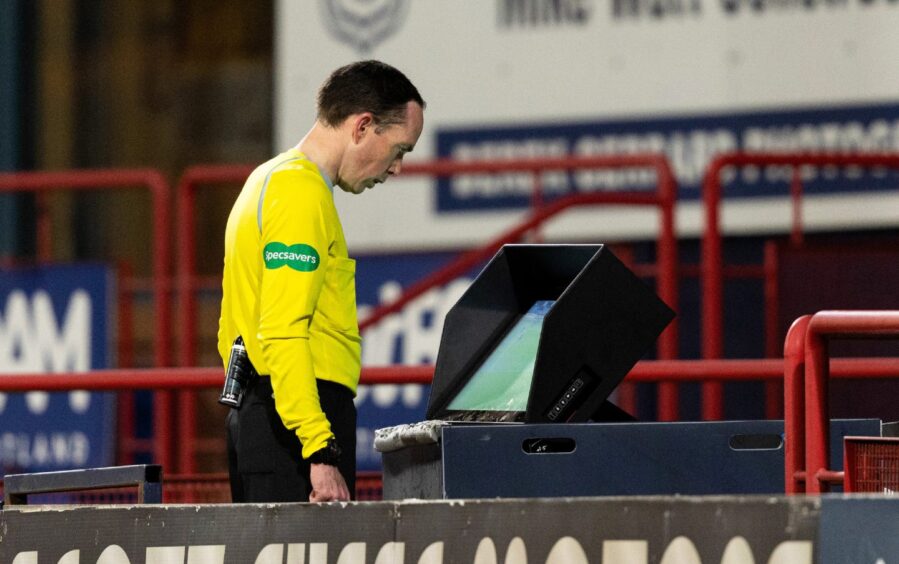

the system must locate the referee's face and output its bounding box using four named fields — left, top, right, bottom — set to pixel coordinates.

left=342, top=101, right=424, bottom=194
